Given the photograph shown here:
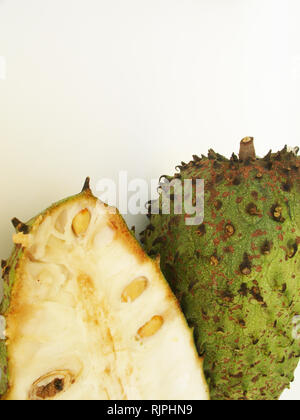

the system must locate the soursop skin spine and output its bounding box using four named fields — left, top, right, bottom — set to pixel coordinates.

left=143, top=141, right=300, bottom=400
